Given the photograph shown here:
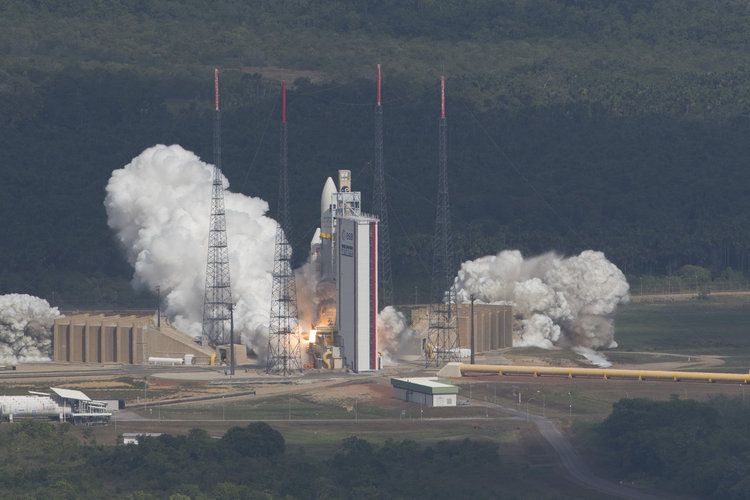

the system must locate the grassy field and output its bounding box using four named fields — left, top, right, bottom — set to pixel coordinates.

left=615, top=293, right=750, bottom=369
